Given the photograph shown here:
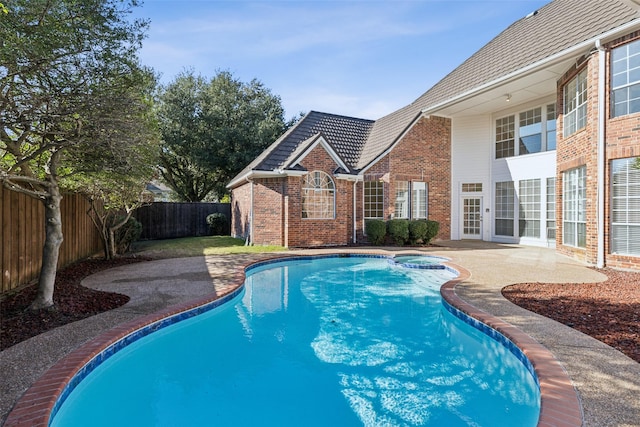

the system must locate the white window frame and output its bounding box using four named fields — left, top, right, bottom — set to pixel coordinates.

left=364, top=181, right=384, bottom=219
left=411, top=182, right=428, bottom=219
left=495, top=103, right=556, bottom=159
left=518, top=179, right=541, bottom=238
left=611, top=38, right=640, bottom=118
left=302, top=171, right=335, bottom=219
left=563, top=166, right=586, bottom=248
left=395, top=181, right=410, bottom=219
left=611, top=157, right=640, bottom=256
left=563, top=69, right=588, bottom=137
left=495, top=181, right=515, bottom=236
